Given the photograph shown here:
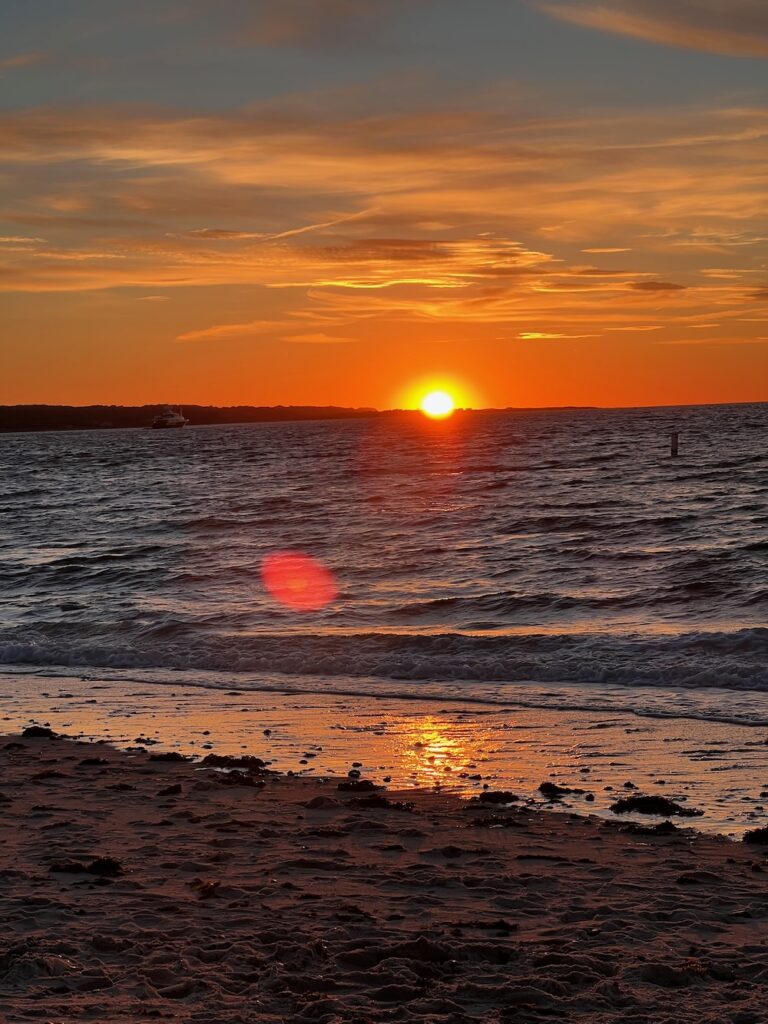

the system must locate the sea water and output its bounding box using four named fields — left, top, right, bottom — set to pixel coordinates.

left=1, top=403, right=766, bottom=723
